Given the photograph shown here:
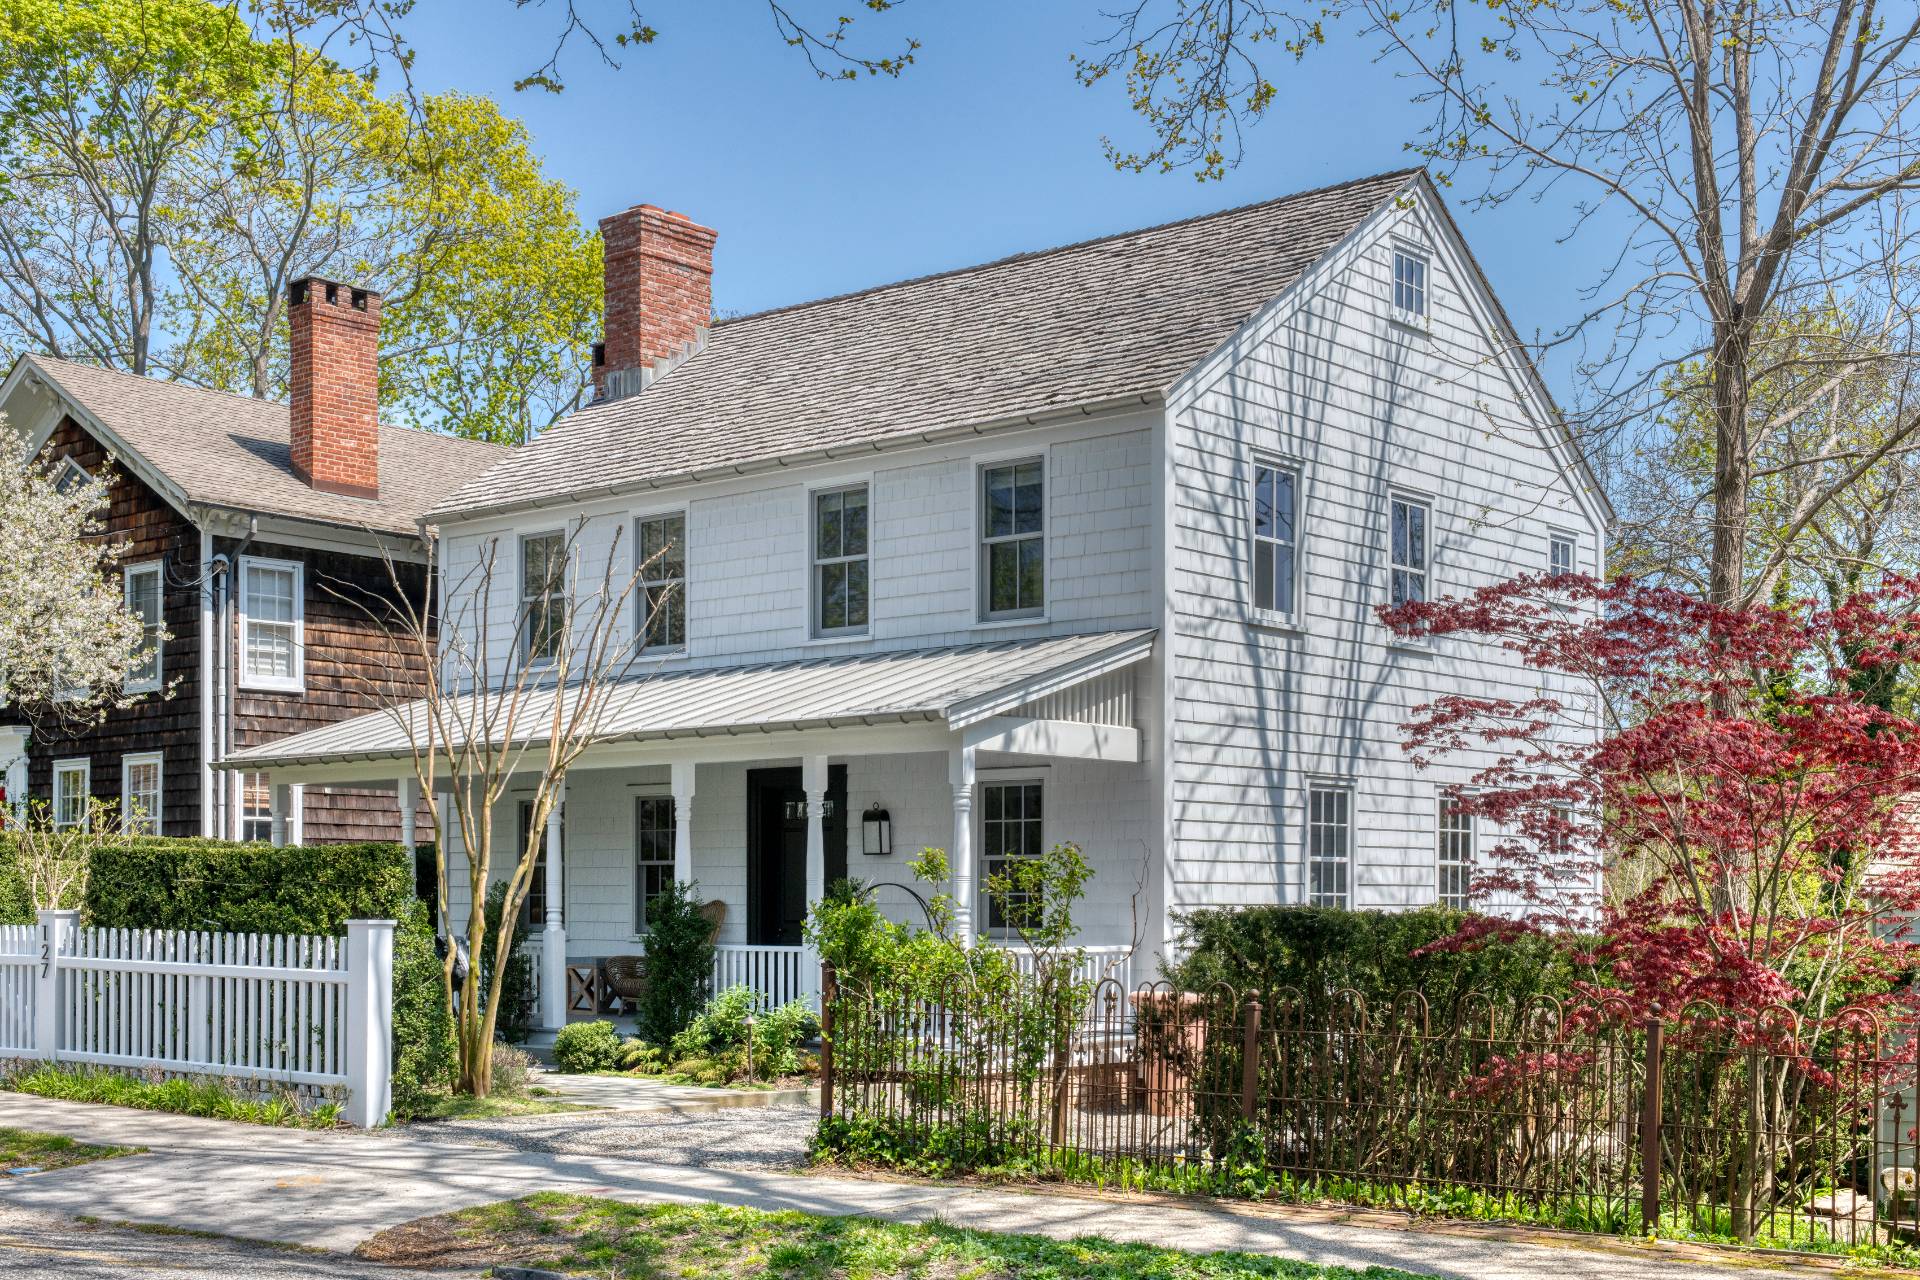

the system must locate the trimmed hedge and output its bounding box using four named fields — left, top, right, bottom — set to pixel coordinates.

left=4, top=834, right=452, bottom=1120
left=1170, top=905, right=1585, bottom=1021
